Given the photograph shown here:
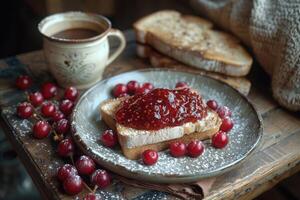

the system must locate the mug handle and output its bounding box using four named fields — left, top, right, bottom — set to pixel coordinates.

left=106, top=29, right=126, bottom=66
